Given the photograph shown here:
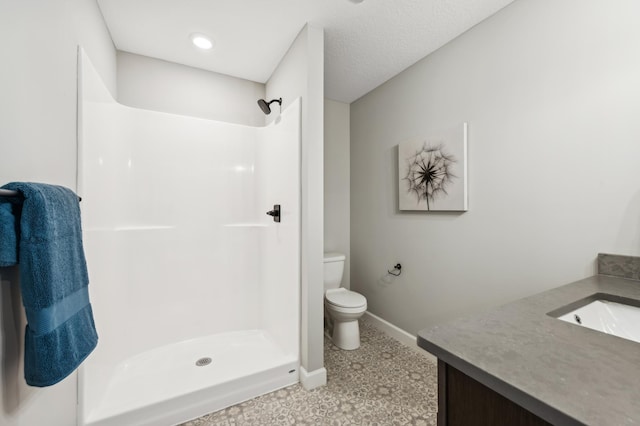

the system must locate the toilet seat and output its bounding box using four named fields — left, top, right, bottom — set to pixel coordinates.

left=325, top=288, right=366, bottom=309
